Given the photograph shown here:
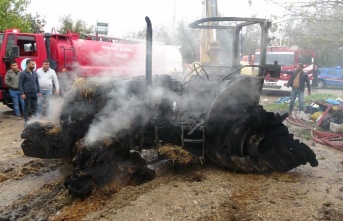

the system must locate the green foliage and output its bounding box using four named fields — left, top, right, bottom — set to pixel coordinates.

left=174, top=21, right=200, bottom=64
left=125, top=28, right=146, bottom=40
left=0, top=0, right=32, bottom=32
left=153, top=24, right=173, bottom=45
left=299, top=128, right=311, bottom=140
left=304, top=92, right=337, bottom=103
left=57, top=15, right=93, bottom=38
left=268, top=0, right=343, bottom=67
left=264, top=102, right=288, bottom=112
left=269, top=23, right=279, bottom=33
left=241, top=23, right=261, bottom=55
left=123, top=20, right=200, bottom=65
